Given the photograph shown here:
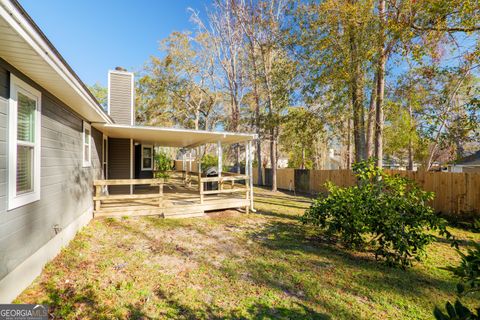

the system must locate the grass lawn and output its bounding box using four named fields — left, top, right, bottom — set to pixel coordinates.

left=16, top=187, right=480, bottom=319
